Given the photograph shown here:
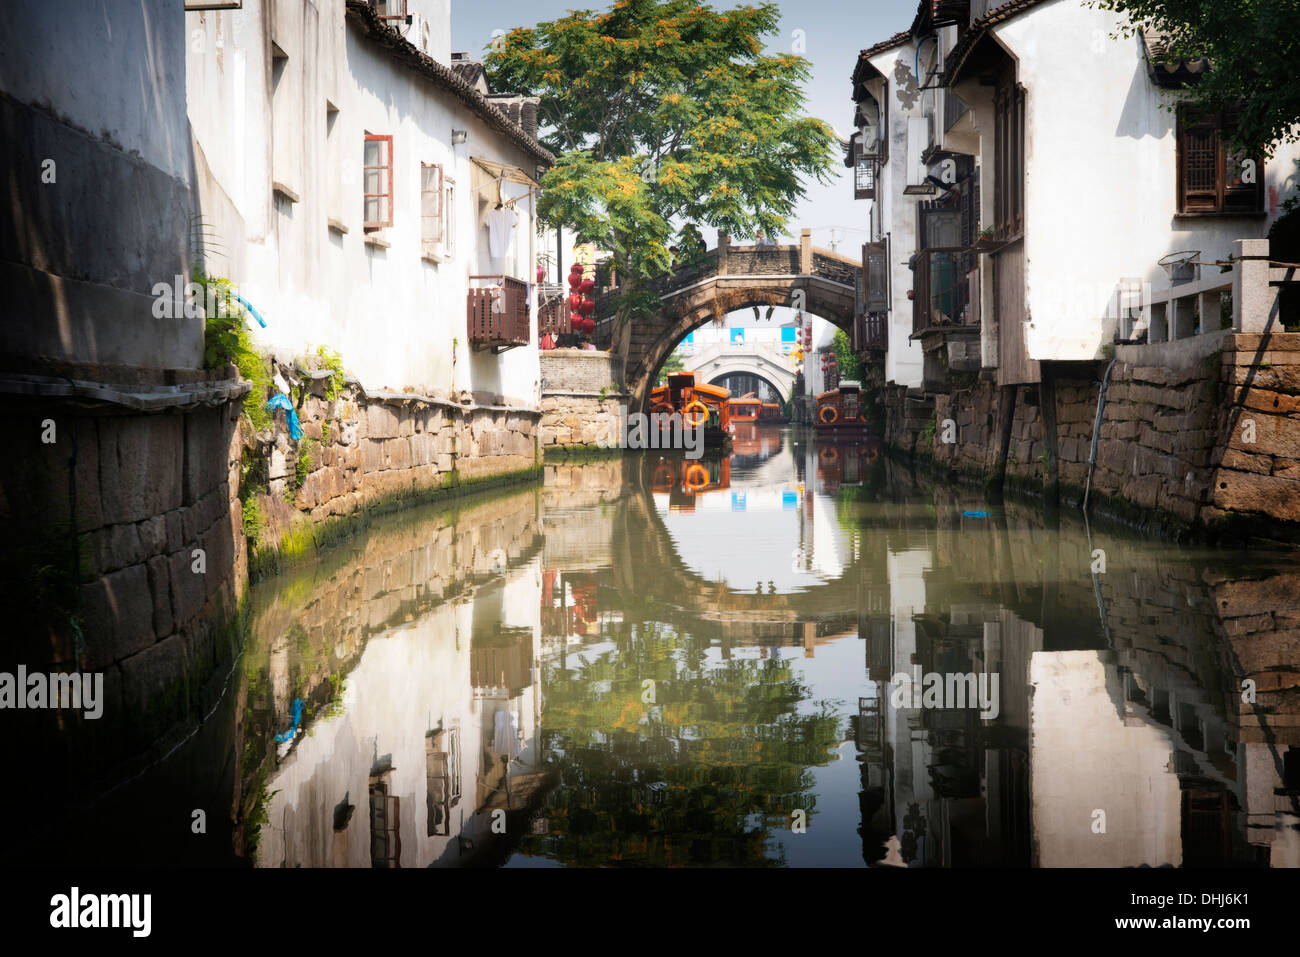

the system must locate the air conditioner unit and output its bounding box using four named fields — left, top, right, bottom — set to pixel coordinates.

left=406, top=12, right=431, bottom=53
